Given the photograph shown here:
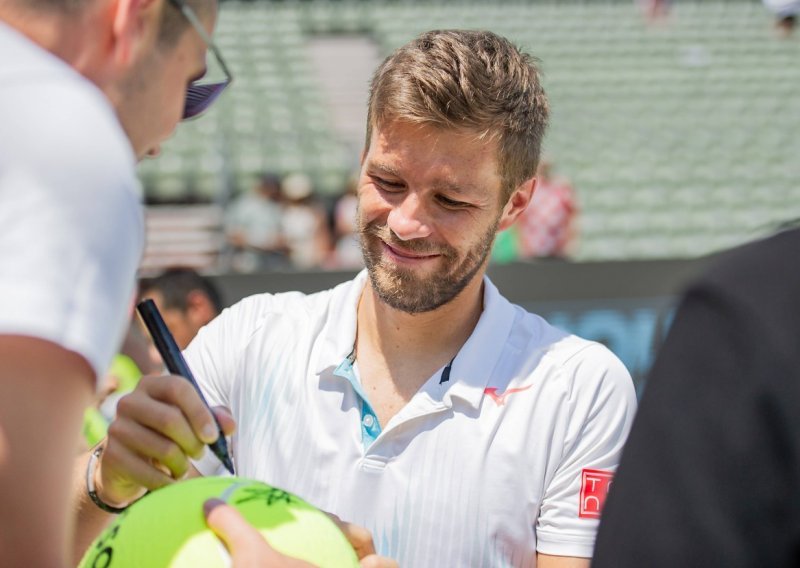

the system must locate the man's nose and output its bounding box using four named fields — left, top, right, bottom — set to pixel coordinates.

left=386, top=194, right=433, bottom=241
